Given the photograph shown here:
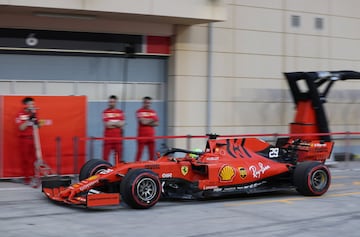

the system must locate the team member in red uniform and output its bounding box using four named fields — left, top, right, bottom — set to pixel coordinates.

left=135, top=96, right=159, bottom=161
left=102, top=95, right=125, bottom=163
left=15, top=97, right=38, bottom=185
